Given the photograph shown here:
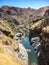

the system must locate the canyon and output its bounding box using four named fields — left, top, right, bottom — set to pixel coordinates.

left=0, top=5, right=49, bottom=65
